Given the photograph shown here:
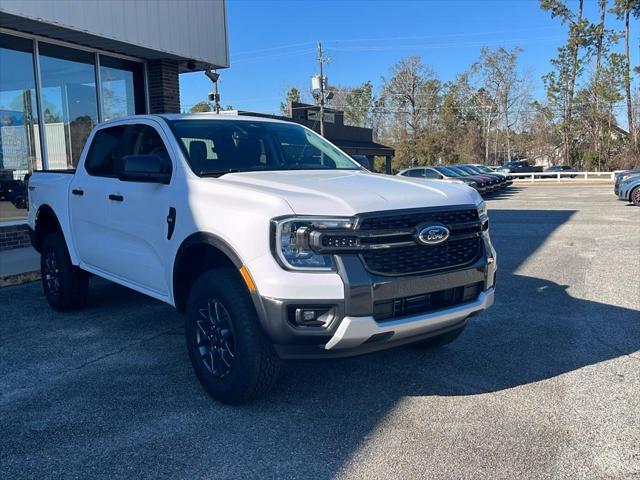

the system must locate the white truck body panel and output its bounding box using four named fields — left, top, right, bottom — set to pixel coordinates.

left=27, top=113, right=488, bottom=309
